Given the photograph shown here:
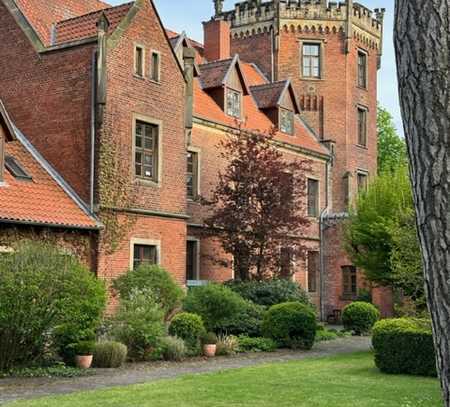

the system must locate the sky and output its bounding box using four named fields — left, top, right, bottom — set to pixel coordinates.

left=109, top=0, right=403, bottom=134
